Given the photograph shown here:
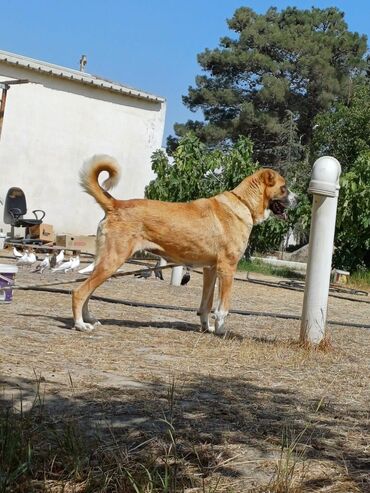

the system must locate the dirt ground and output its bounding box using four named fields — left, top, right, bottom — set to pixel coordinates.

left=0, top=250, right=369, bottom=492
